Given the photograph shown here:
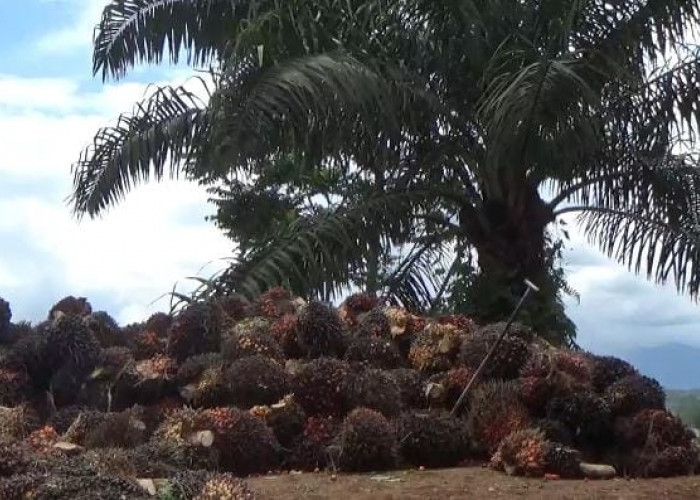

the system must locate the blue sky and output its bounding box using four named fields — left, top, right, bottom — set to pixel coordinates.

left=1, top=0, right=700, bottom=362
